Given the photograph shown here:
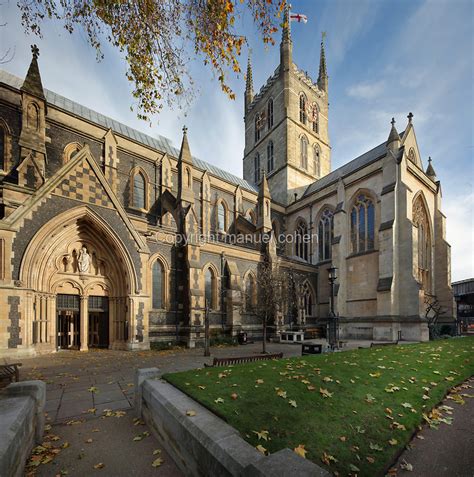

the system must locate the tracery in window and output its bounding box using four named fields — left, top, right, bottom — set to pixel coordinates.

left=318, top=208, right=334, bottom=261
left=313, top=144, right=321, bottom=176
left=302, top=281, right=314, bottom=318
left=412, top=195, right=431, bottom=289
left=152, top=260, right=164, bottom=309
left=311, top=102, right=319, bottom=133
left=132, top=170, right=146, bottom=209
left=350, top=194, right=375, bottom=253
left=217, top=201, right=227, bottom=232
left=295, top=220, right=309, bottom=261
